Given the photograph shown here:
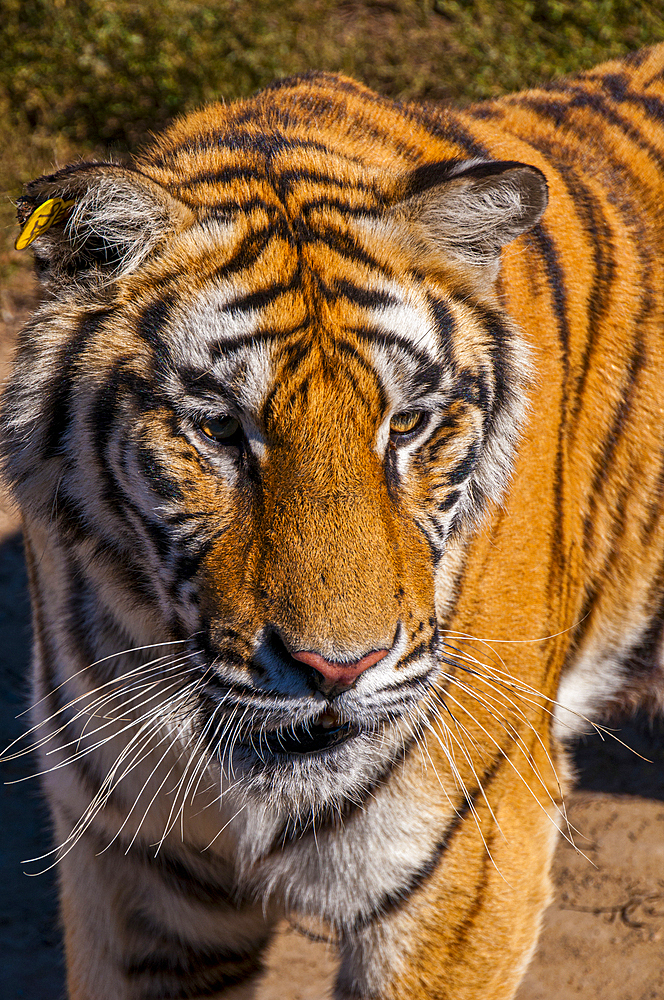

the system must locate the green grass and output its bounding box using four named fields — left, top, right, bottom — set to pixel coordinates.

left=2, top=0, right=664, bottom=278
